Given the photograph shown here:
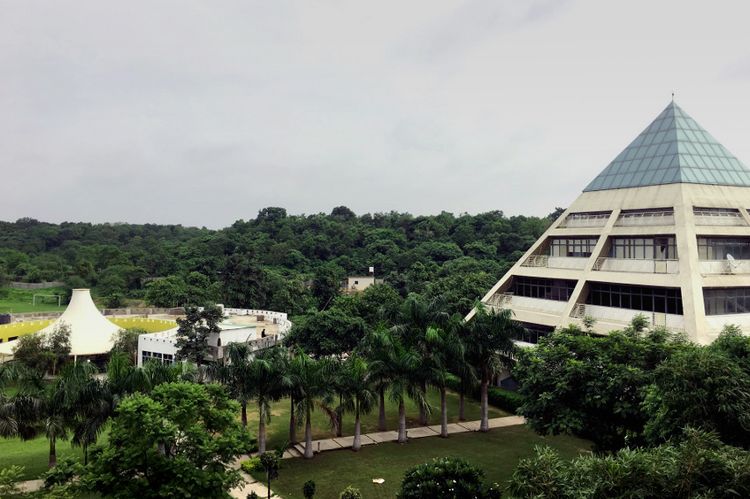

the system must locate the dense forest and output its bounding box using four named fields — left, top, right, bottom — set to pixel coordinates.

left=0, top=207, right=559, bottom=316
